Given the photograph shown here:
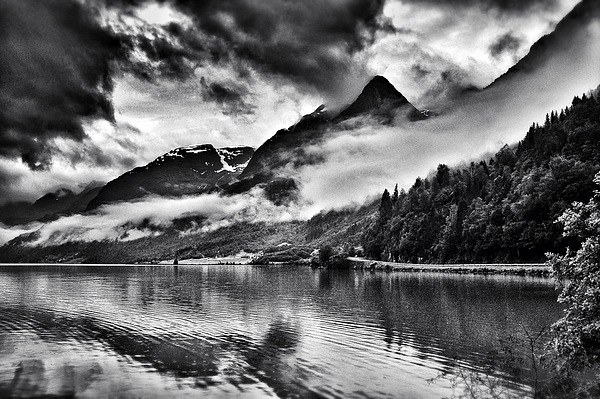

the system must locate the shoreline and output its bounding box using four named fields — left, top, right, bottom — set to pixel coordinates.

left=347, top=258, right=552, bottom=276
left=0, top=259, right=553, bottom=277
